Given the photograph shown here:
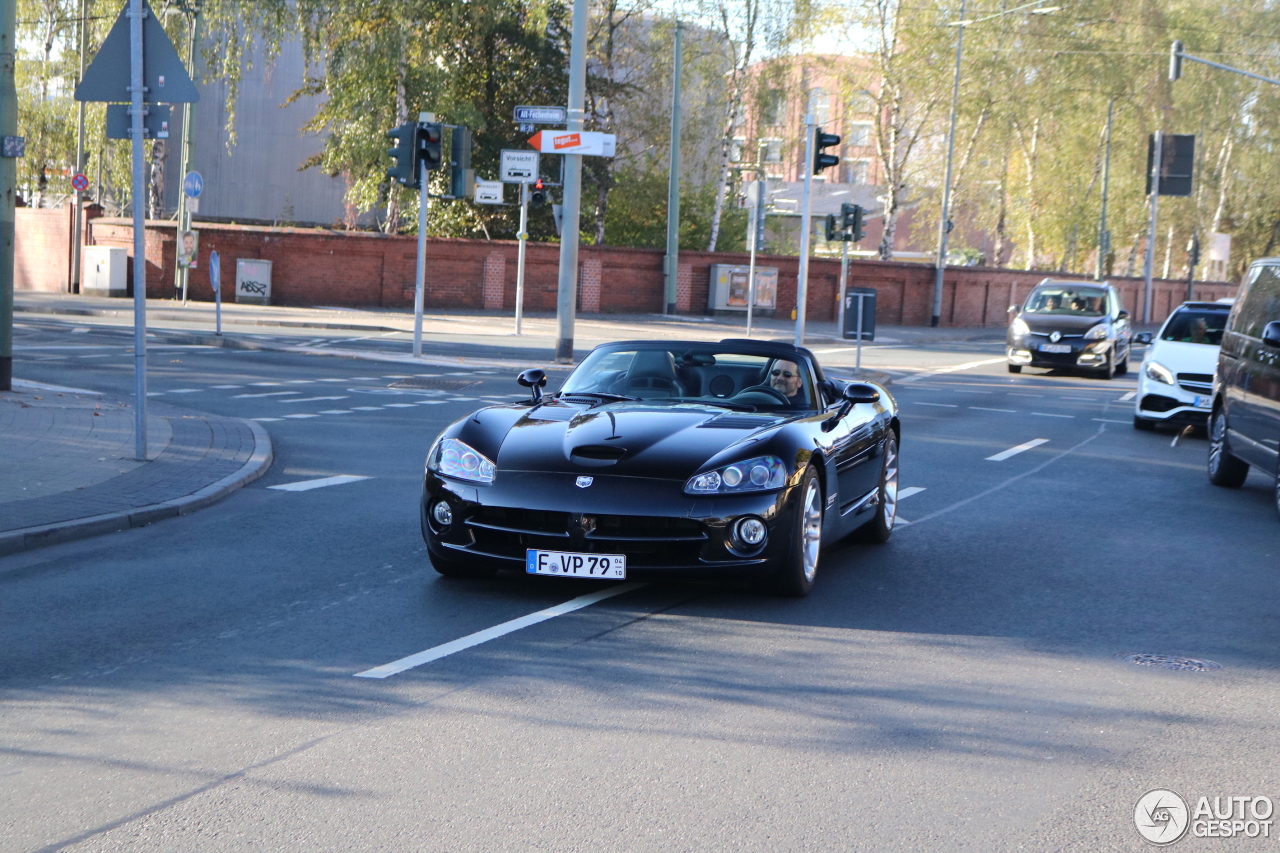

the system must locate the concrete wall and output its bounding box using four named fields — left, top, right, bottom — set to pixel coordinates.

left=17, top=212, right=1238, bottom=327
